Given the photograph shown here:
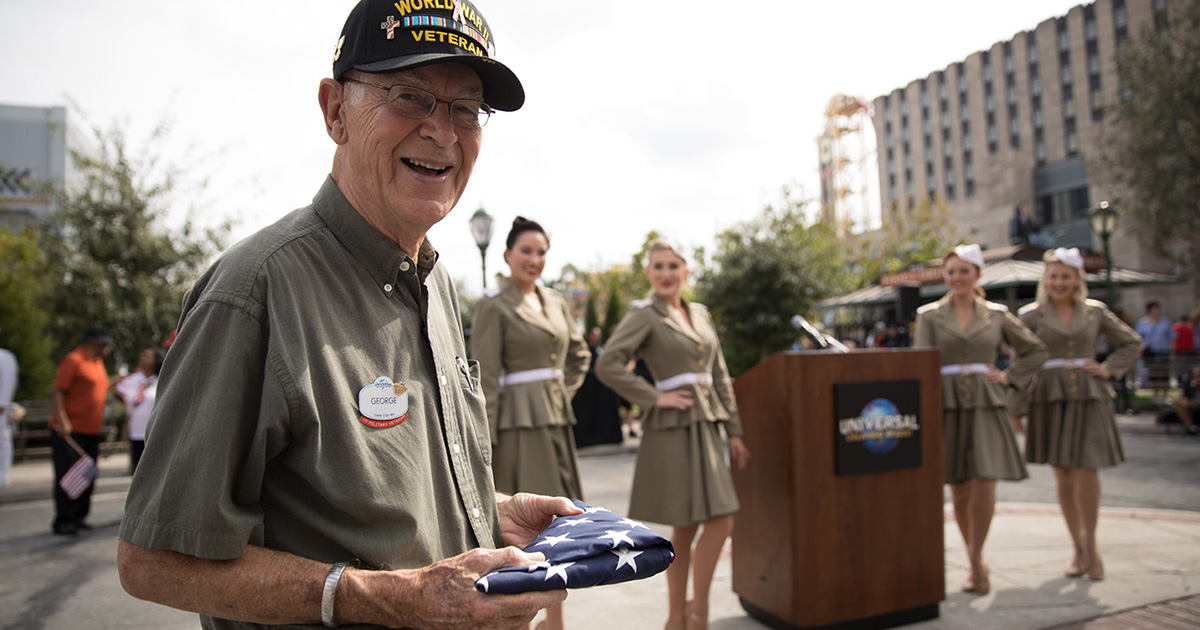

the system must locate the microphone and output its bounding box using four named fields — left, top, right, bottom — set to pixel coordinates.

left=791, top=315, right=851, bottom=353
